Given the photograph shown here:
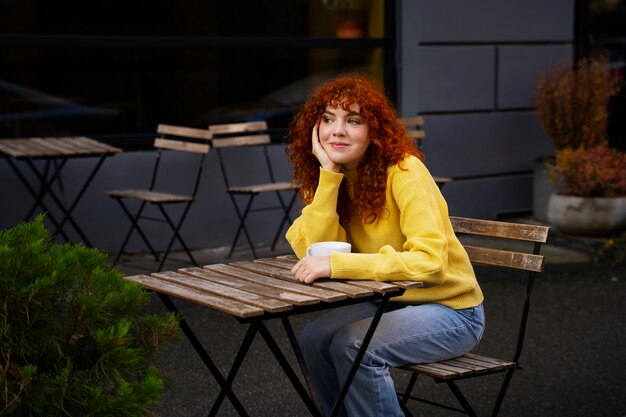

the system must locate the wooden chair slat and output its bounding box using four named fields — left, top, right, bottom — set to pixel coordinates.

left=208, top=121, right=268, bottom=133
left=157, top=124, right=214, bottom=140
left=463, top=245, right=545, bottom=272
left=228, top=181, right=298, bottom=193
left=154, top=138, right=211, bottom=154
left=211, top=134, right=271, bottom=148
left=462, top=352, right=516, bottom=367
left=451, top=216, right=549, bottom=243
left=104, top=189, right=193, bottom=203
left=401, top=363, right=459, bottom=379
